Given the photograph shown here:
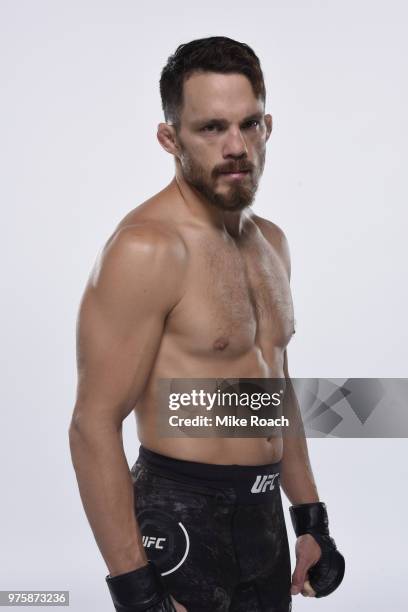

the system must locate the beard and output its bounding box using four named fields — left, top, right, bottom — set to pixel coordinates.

left=178, top=144, right=265, bottom=212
